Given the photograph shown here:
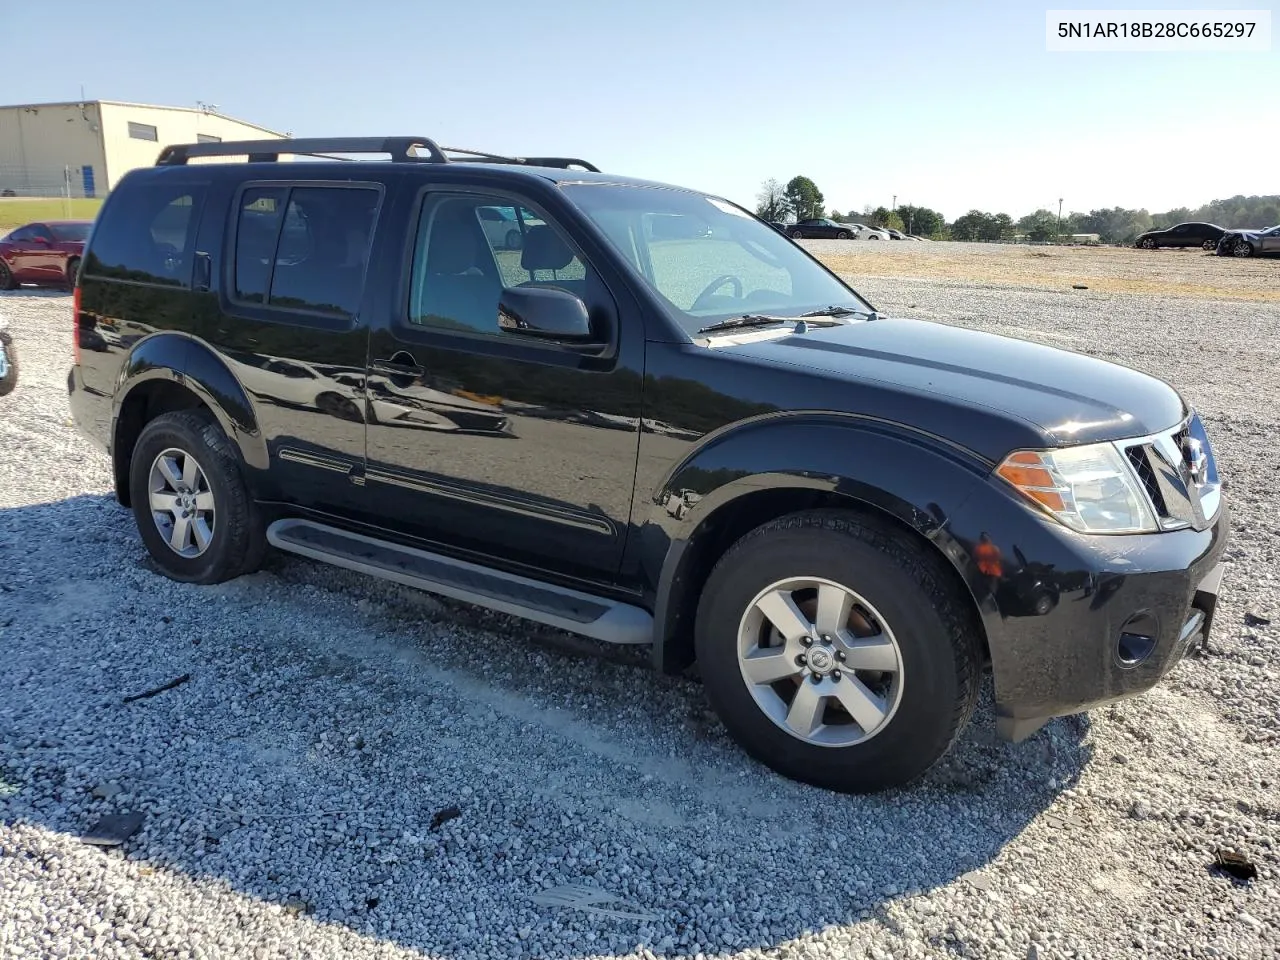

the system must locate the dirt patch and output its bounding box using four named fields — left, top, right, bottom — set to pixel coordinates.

left=811, top=242, right=1280, bottom=303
